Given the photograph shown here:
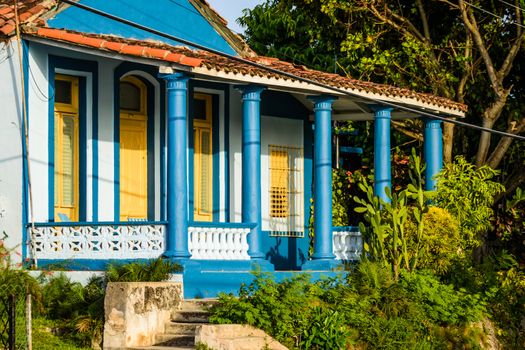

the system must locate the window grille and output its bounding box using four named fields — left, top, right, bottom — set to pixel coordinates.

left=269, top=145, right=304, bottom=237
